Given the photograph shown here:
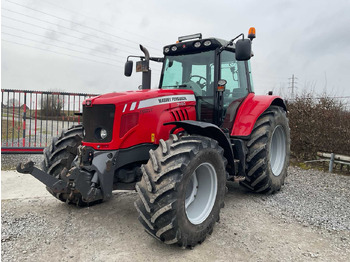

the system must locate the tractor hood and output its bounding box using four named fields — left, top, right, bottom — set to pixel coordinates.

left=82, top=89, right=197, bottom=150
left=83, top=89, right=196, bottom=107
